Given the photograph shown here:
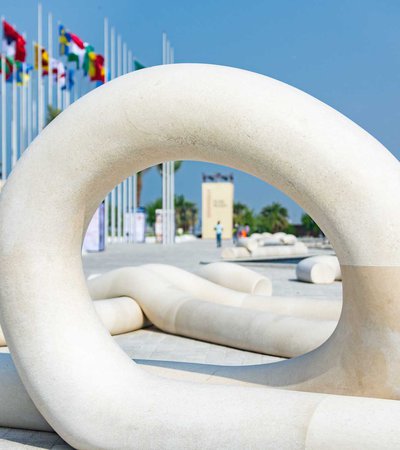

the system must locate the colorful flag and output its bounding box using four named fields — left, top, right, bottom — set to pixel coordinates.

left=53, top=60, right=66, bottom=88
left=58, top=24, right=70, bottom=56
left=34, top=43, right=49, bottom=75
left=2, top=20, right=26, bottom=62
left=134, top=60, right=145, bottom=71
left=91, top=54, right=105, bottom=83
left=49, top=57, right=59, bottom=76
left=0, top=54, right=14, bottom=81
left=58, top=24, right=86, bottom=68
left=68, top=33, right=85, bottom=68
left=83, top=45, right=105, bottom=84
left=16, top=62, right=32, bottom=86
left=82, top=44, right=95, bottom=76
left=61, top=68, right=75, bottom=91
